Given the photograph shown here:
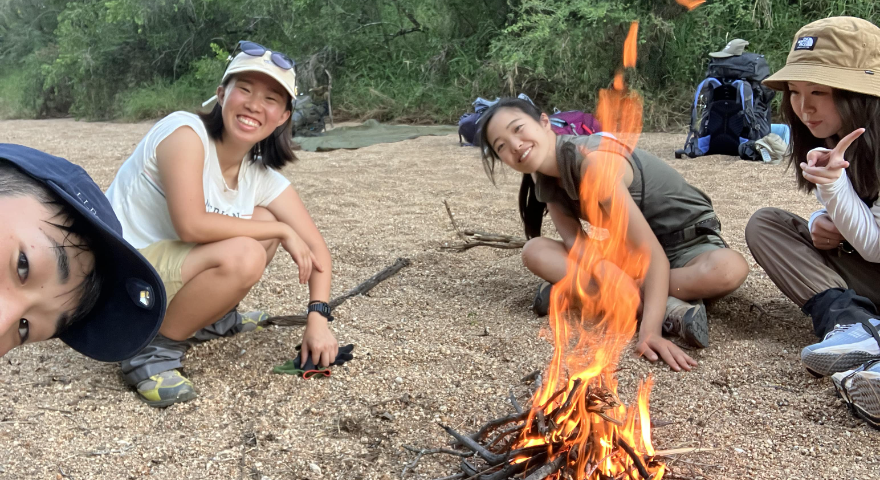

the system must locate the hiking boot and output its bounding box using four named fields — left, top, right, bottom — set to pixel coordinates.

left=831, top=360, right=880, bottom=429
left=663, top=297, right=709, bottom=348
left=532, top=282, right=552, bottom=317
left=136, top=369, right=197, bottom=408
left=801, top=319, right=880, bottom=377
left=238, top=310, right=268, bottom=333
